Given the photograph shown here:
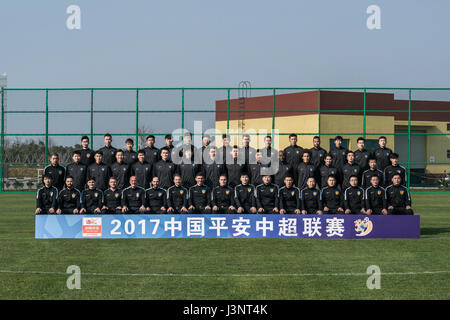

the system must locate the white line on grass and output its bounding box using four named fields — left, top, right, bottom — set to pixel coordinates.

left=0, top=270, right=449, bottom=277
